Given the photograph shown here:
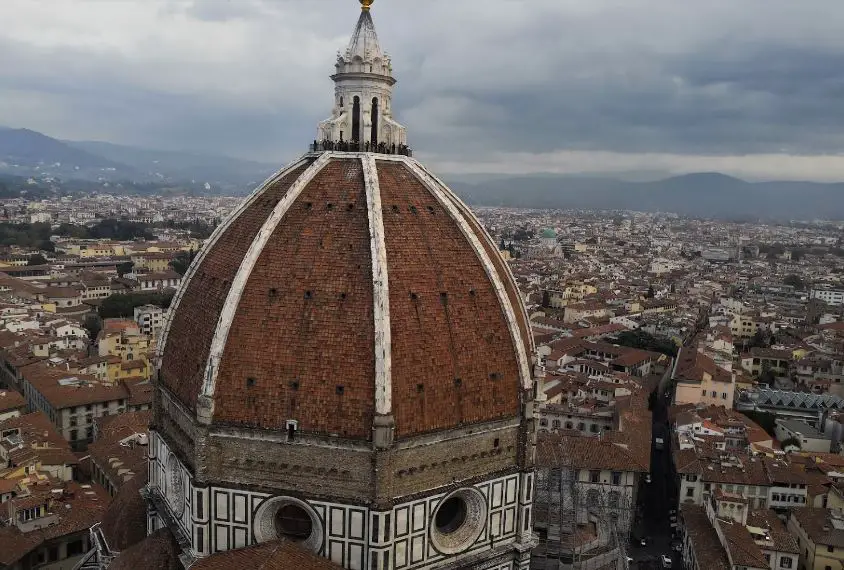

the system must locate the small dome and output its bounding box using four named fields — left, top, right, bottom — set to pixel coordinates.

left=158, top=153, right=534, bottom=441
